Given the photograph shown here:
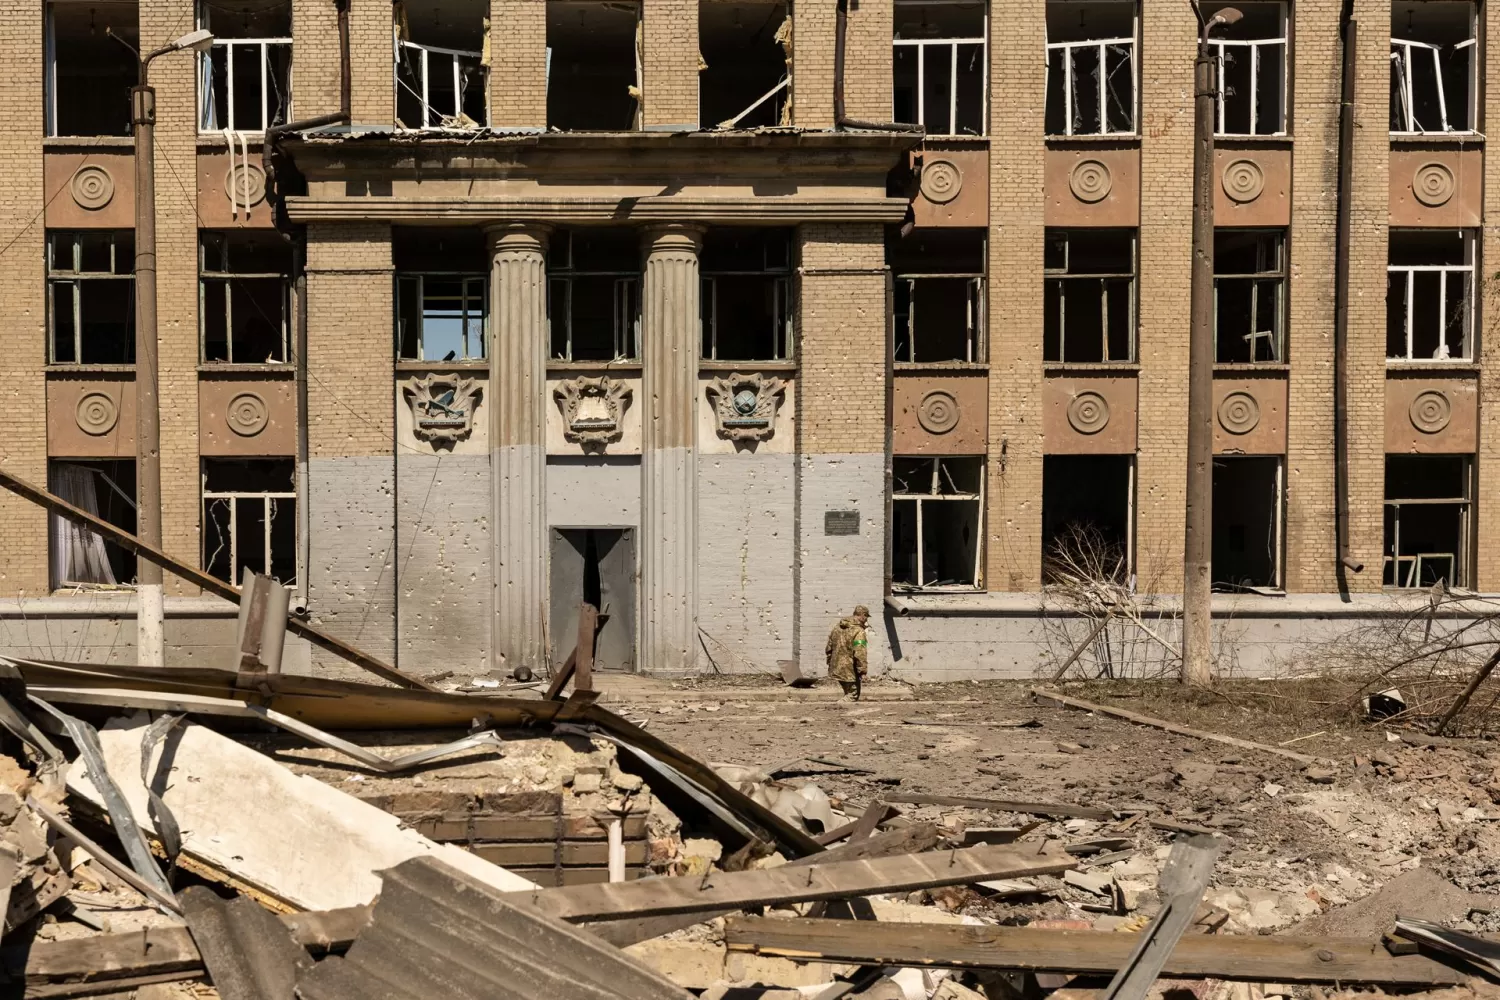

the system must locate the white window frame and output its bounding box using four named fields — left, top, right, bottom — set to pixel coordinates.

left=198, top=37, right=293, bottom=133
left=395, top=39, right=487, bottom=130
left=1386, top=231, right=1474, bottom=362
left=202, top=479, right=298, bottom=587
left=1044, top=28, right=1138, bottom=136
left=1212, top=231, right=1286, bottom=363
left=1390, top=34, right=1478, bottom=134
left=894, top=274, right=986, bottom=363
left=891, top=456, right=986, bottom=592
left=893, top=1, right=989, bottom=137
left=1207, top=3, right=1287, bottom=137
left=1044, top=230, right=1138, bottom=364
left=1384, top=459, right=1471, bottom=589
left=396, top=273, right=489, bottom=361
left=47, top=231, right=135, bottom=365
